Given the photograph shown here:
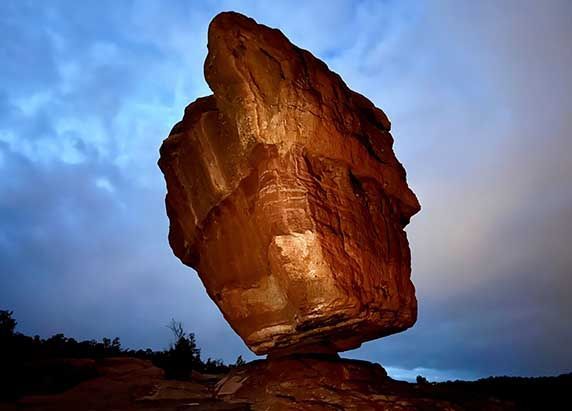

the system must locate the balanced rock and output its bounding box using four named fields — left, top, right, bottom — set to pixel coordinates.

left=159, top=12, right=420, bottom=355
